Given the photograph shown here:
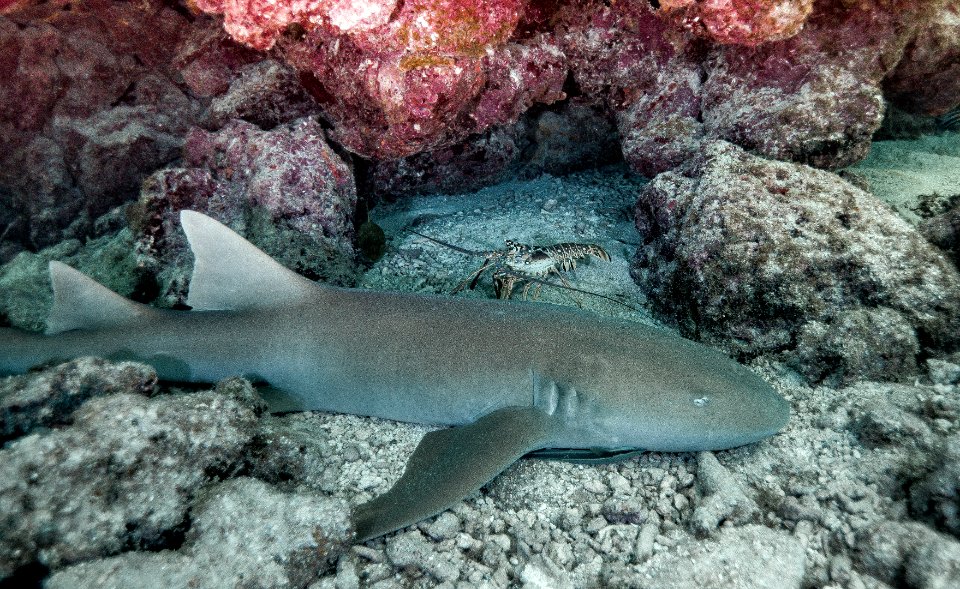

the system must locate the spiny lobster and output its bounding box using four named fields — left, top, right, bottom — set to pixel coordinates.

left=409, top=230, right=620, bottom=308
